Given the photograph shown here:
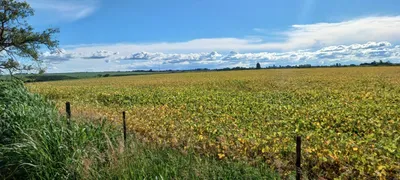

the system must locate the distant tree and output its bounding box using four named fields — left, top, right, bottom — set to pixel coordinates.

left=103, top=74, right=110, bottom=77
left=298, top=64, right=312, bottom=68
left=256, top=62, right=261, bottom=69
left=0, top=0, right=59, bottom=76
left=361, top=60, right=394, bottom=66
